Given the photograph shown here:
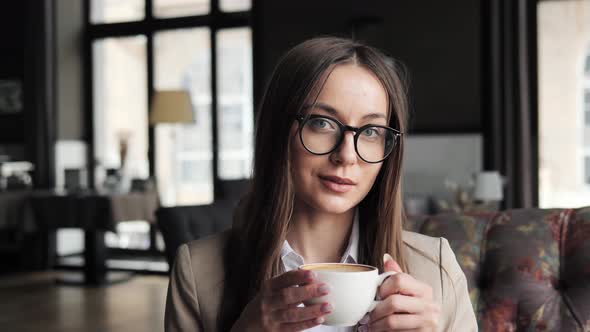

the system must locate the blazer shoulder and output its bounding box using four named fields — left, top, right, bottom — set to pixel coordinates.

left=184, top=230, right=229, bottom=285
left=402, top=230, right=441, bottom=262
left=186, top=230, right=230, bottom=258
left=179, top=231, right=230, bottom=331
left=401, top=230, right=444, bottom=284
left=402, top=231, right=464, bottom=279
left=402, top=232, right=478, bottom=330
